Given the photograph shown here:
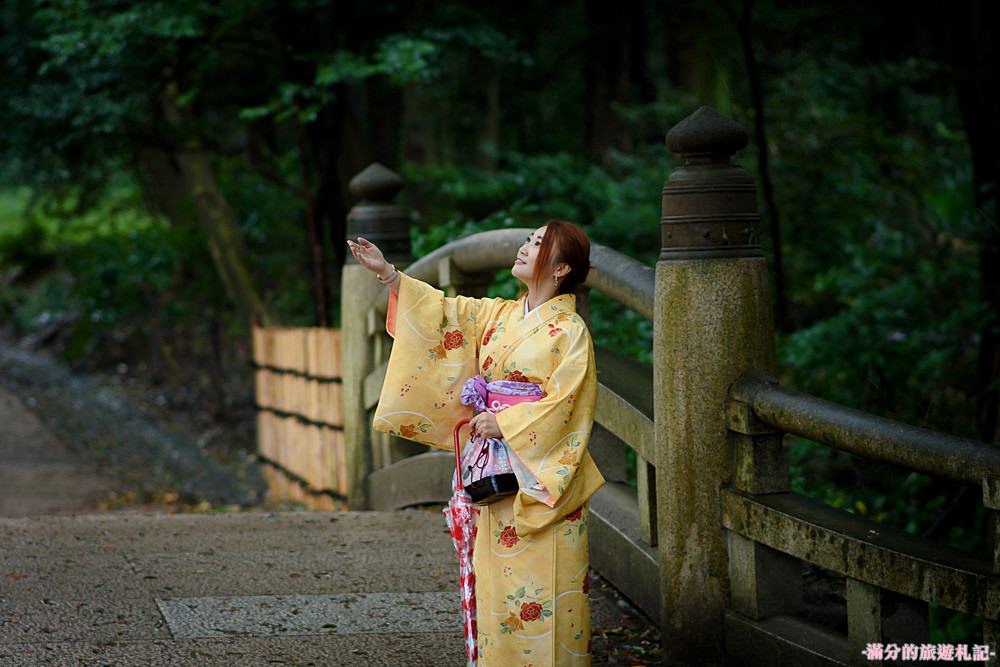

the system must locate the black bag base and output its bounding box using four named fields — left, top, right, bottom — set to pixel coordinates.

left=466, top=473, right=519, bottom=505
